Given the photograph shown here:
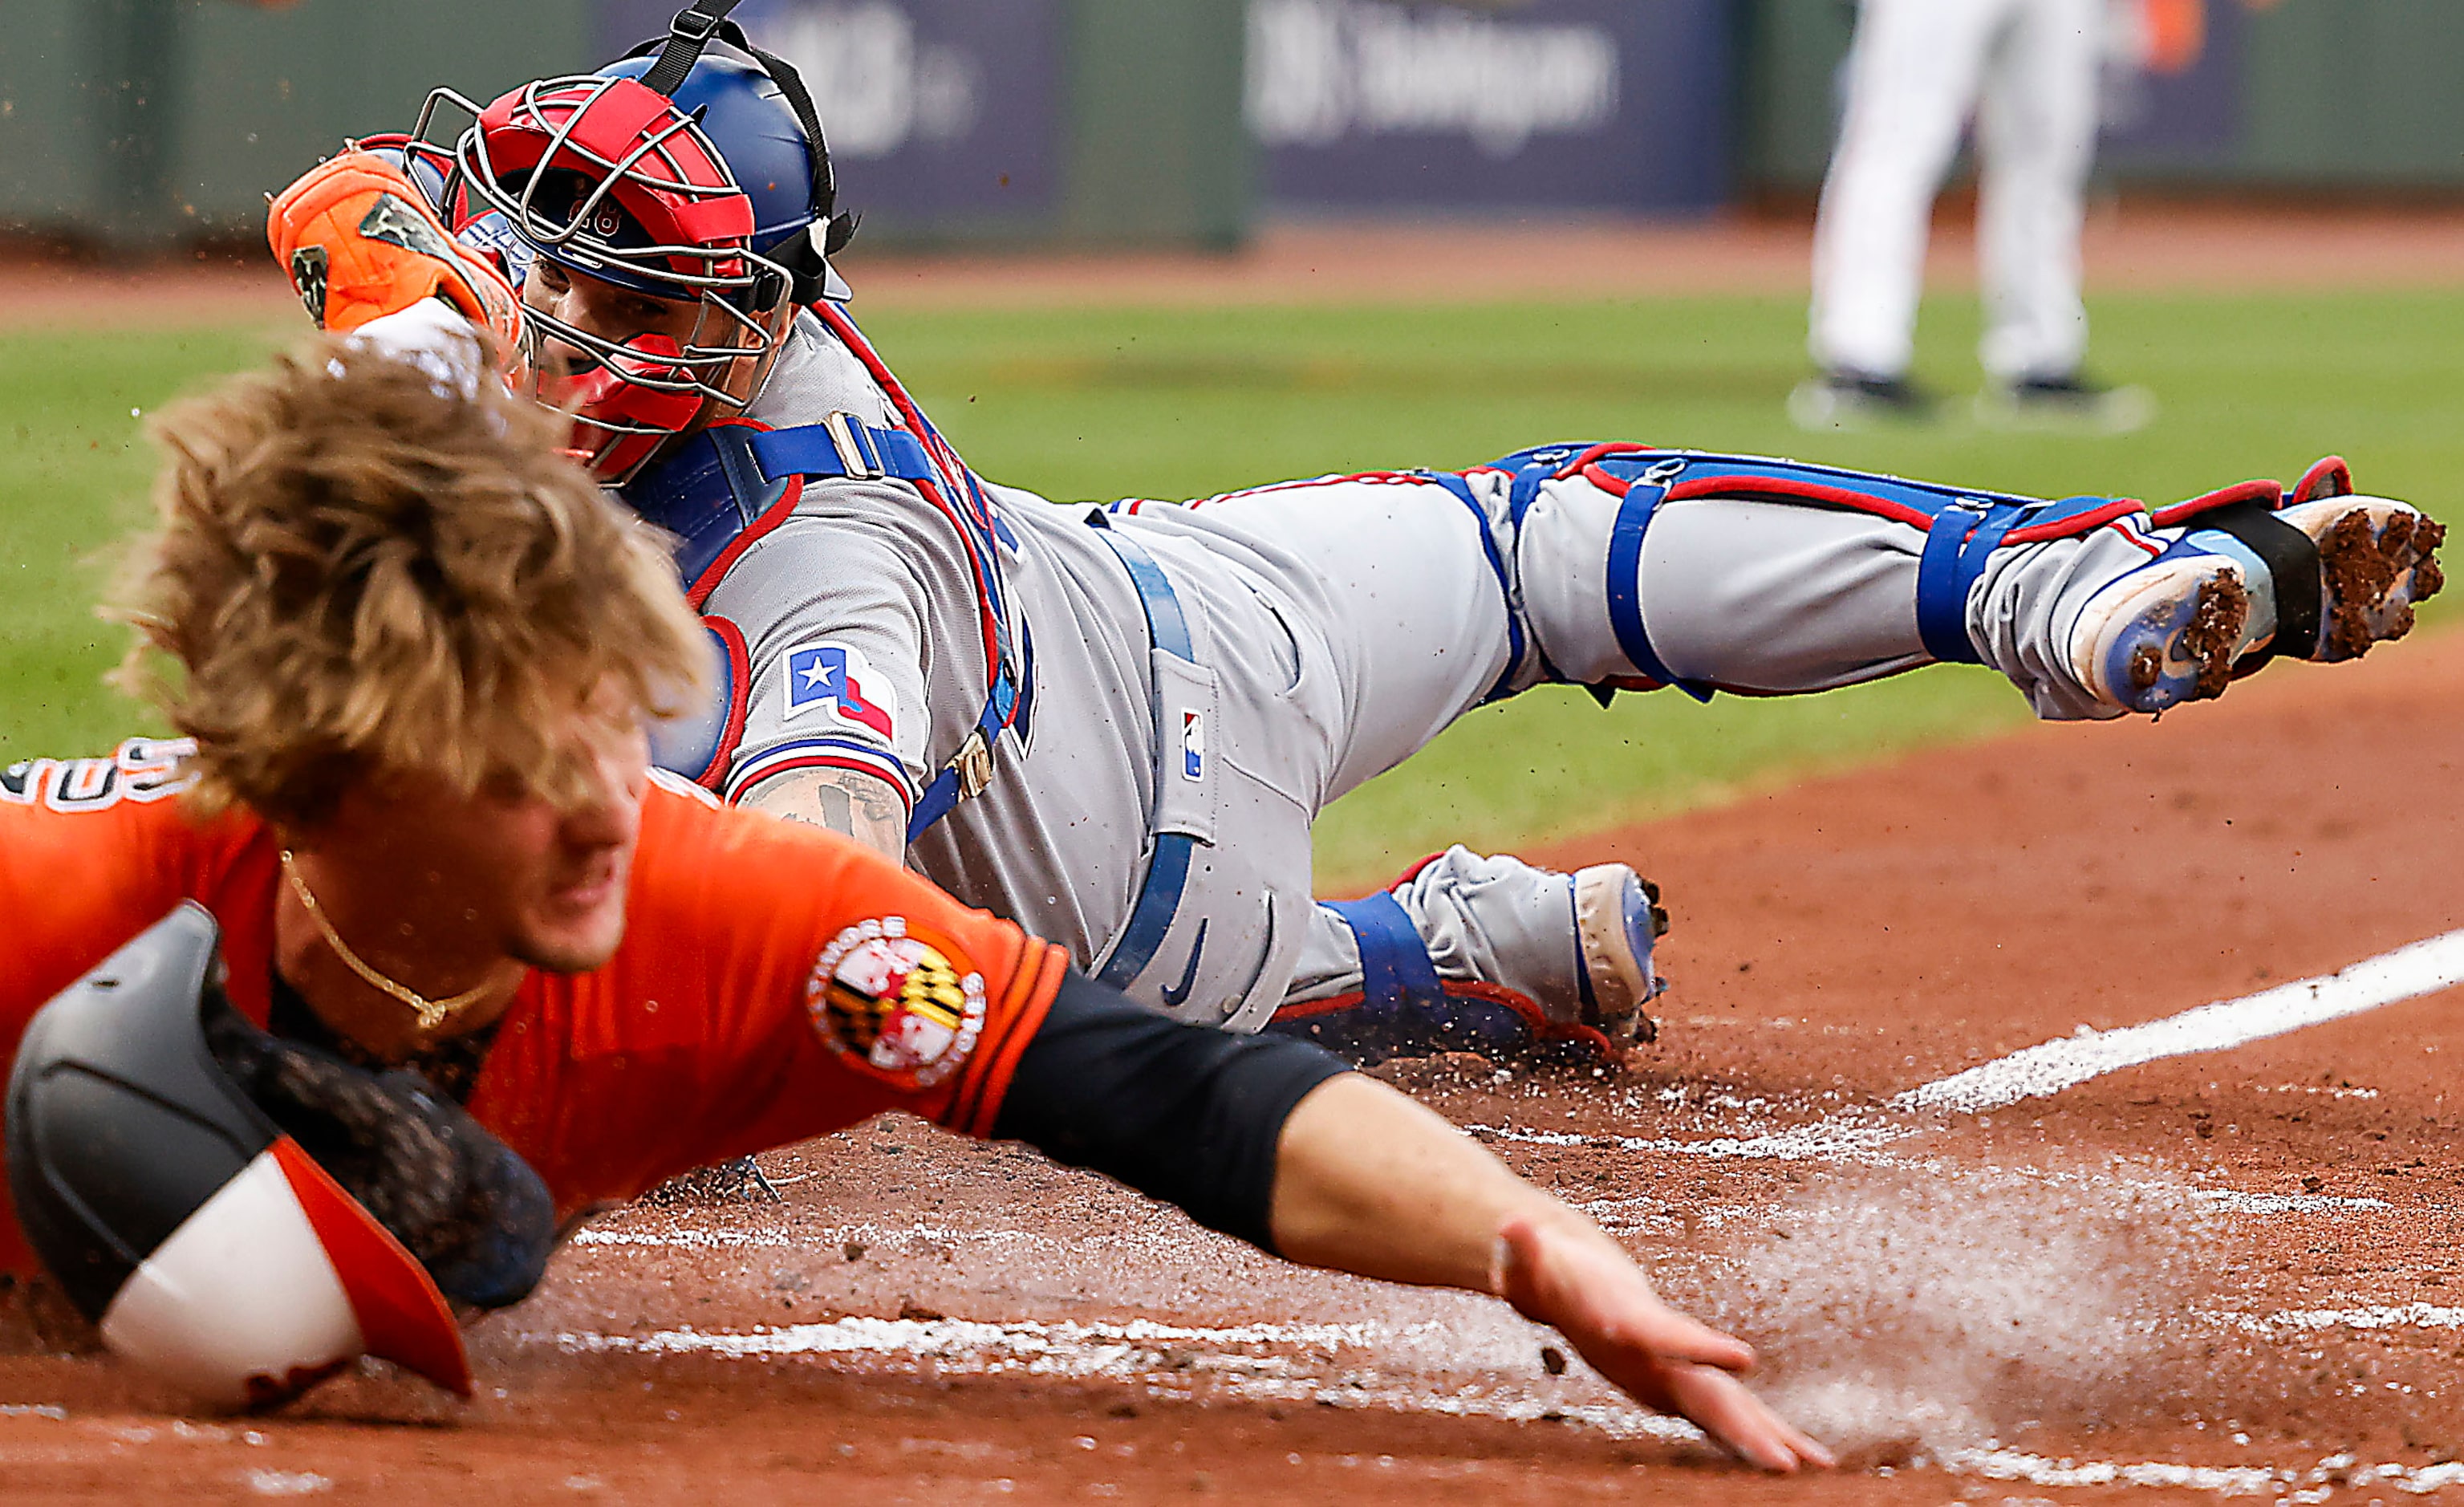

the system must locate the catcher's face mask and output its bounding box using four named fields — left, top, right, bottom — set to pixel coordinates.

left=5, top=904, right=553, bottom=1409
left=399, top=6, right=851, bottom=485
